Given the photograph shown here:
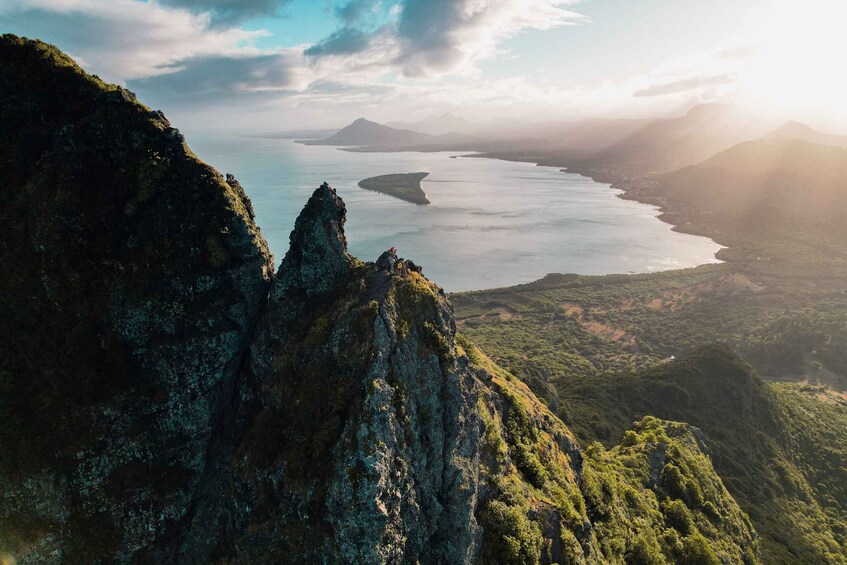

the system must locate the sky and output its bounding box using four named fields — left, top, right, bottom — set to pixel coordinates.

left=1, top=0, right=845, bottom=134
